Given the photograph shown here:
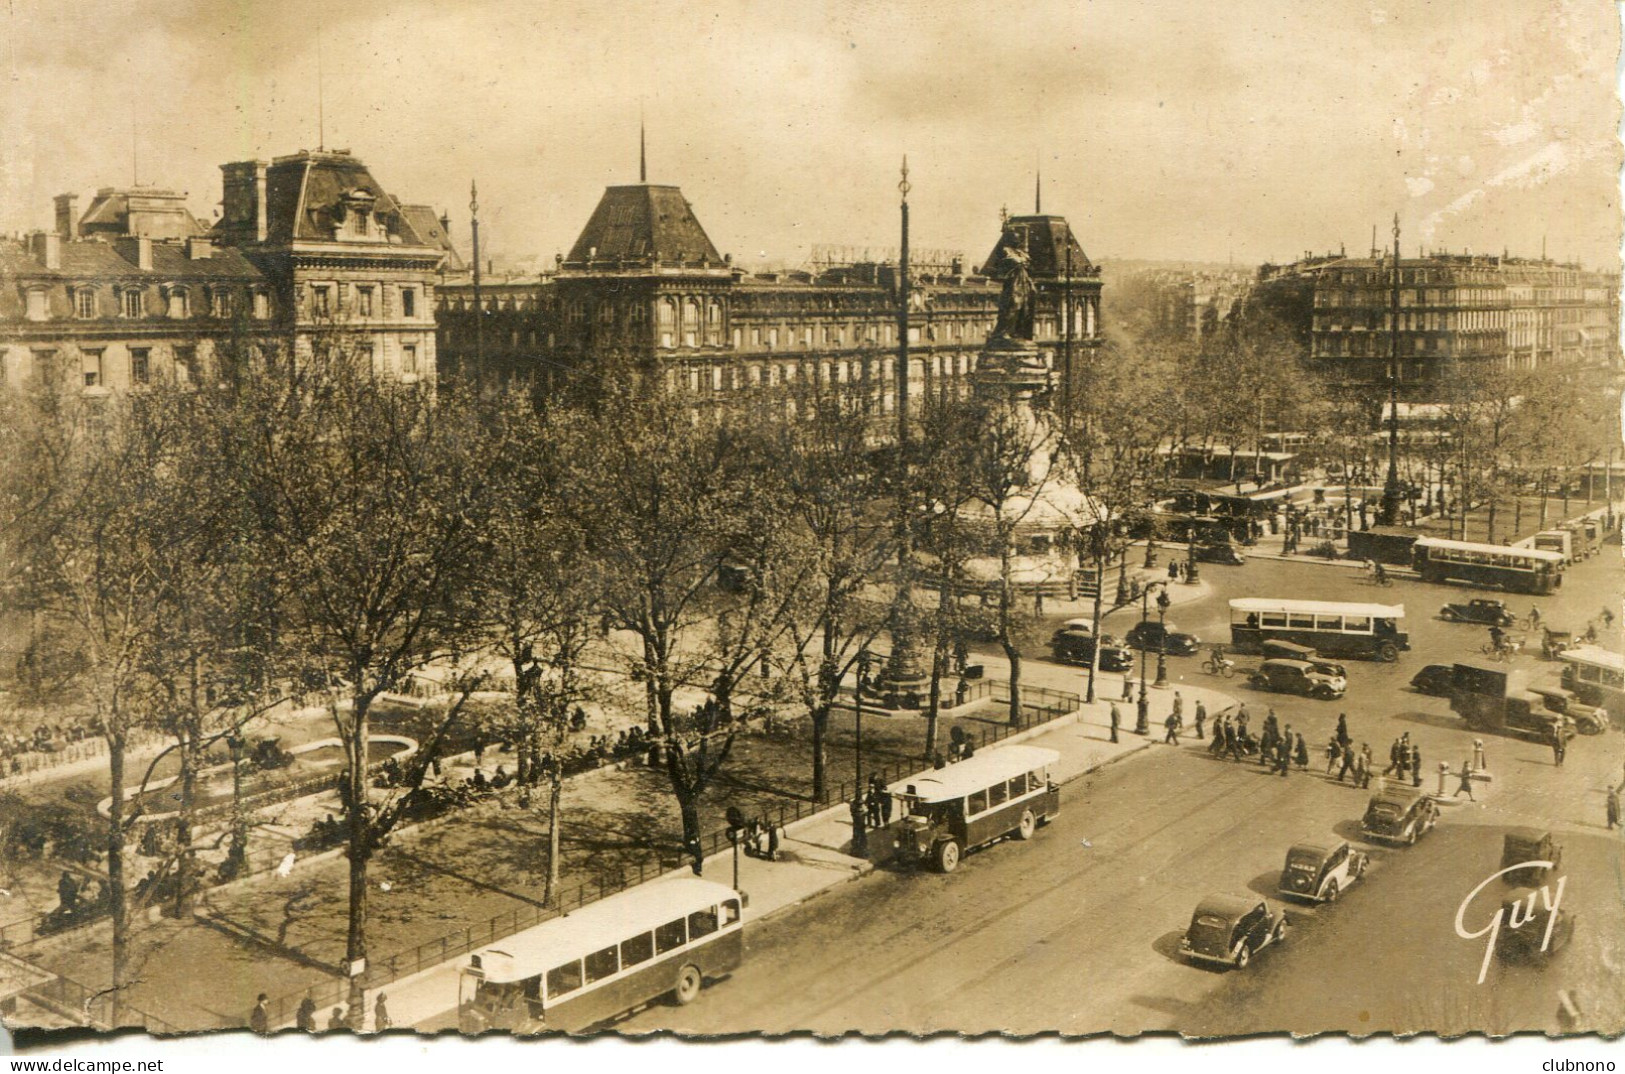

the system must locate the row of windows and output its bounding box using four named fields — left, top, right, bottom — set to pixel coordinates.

left=17, top=345, right=181, bottom=388
left=1422, top=546, right=1548, bottom=572
left=1244, top=612, right=1374, bottom=633
left=307, top=283, right=419, bottom=320
left=543, top=900, right=739, bottom=1001
left=21, top=285, right=271, bottom=322
left=964, top=768, right=1048, bottom=818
